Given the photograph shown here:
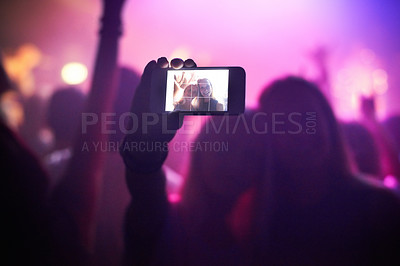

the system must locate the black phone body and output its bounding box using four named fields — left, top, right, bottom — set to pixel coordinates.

left=151, top=67, right=245, bottom=115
